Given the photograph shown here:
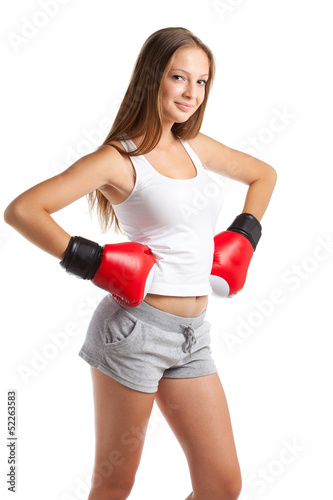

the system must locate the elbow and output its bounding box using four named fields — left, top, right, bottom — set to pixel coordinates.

left=3, top=202, right=16, bottom=227
left=270, top=167, right=278, bottom=193
left=264, top=164, right=278, bottom=188
left=270, top=165, right=278, bottom=183
left=251, top=164, right=277, bottom=188
left=4, top=198, right=28, bottom=228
